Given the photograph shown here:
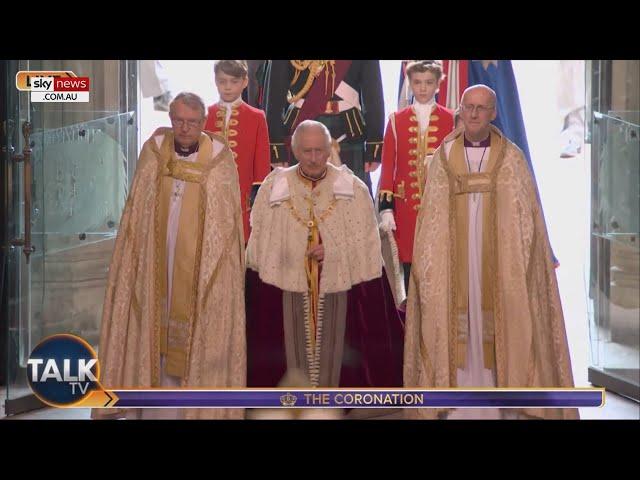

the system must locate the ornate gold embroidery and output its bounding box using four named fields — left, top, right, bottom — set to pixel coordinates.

left=440, top=128, right=509, bottom=386
left=181, top=183, right=207, bottom=382
left=378, top=189, right=394, bottom=202
left=288, top=60, right=335, bottom=104
left=166, top=159, right=209, bottom=184
left=302, top=291, right=326, bottom=387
